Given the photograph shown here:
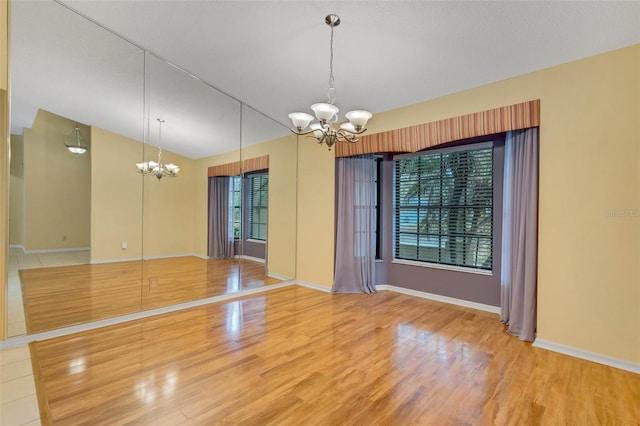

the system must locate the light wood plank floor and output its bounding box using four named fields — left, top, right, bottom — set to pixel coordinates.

left=30, top=286, right=639, bottom=425
left=19, top=257, right=282, bottom=334
left=7, top=248, right=91, bottom=337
